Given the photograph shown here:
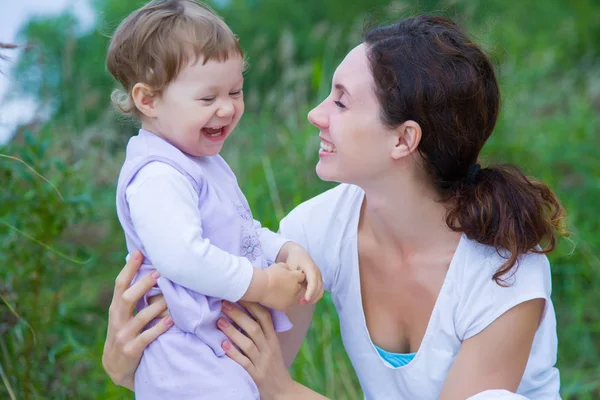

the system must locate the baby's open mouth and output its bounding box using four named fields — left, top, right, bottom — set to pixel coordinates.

left=202, top=126, right=224, bottom=137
